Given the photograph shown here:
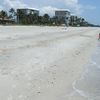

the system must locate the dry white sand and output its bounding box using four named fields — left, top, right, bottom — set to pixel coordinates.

left=0, top=26, right=100, bottom=100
